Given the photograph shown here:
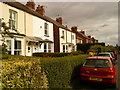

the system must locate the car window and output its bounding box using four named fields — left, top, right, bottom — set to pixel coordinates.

left=83, top=59, right=111, bottom=68
left=98, top=54, right=110, bottom=57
